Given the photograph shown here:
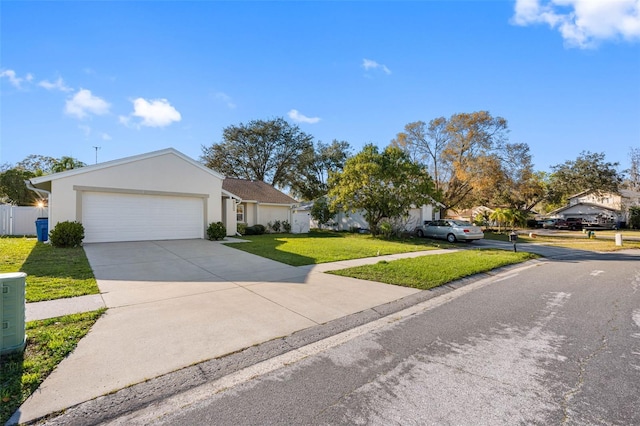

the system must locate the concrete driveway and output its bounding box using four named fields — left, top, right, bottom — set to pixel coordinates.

left=18, top=239, right=420, bottom=422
